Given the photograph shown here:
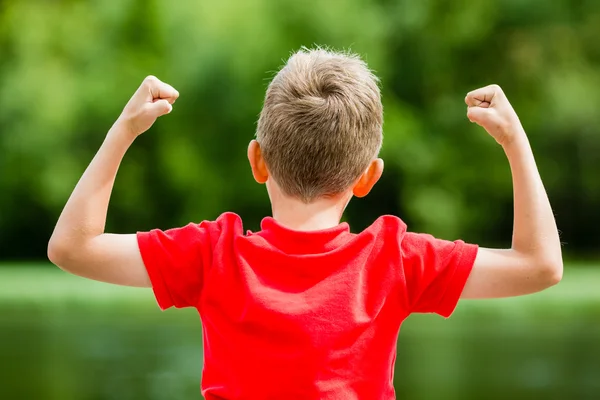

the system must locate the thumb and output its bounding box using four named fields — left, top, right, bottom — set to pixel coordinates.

left=466, top=106, right=492, bottom=125
left=146, top=99, right=173, bottom=118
